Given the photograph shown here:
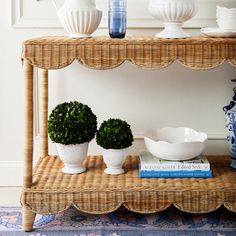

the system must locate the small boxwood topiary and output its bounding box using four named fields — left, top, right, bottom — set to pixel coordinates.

left=48, top=101, right=97, bottom=145
left=96, top=118, right=133, bottom=149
